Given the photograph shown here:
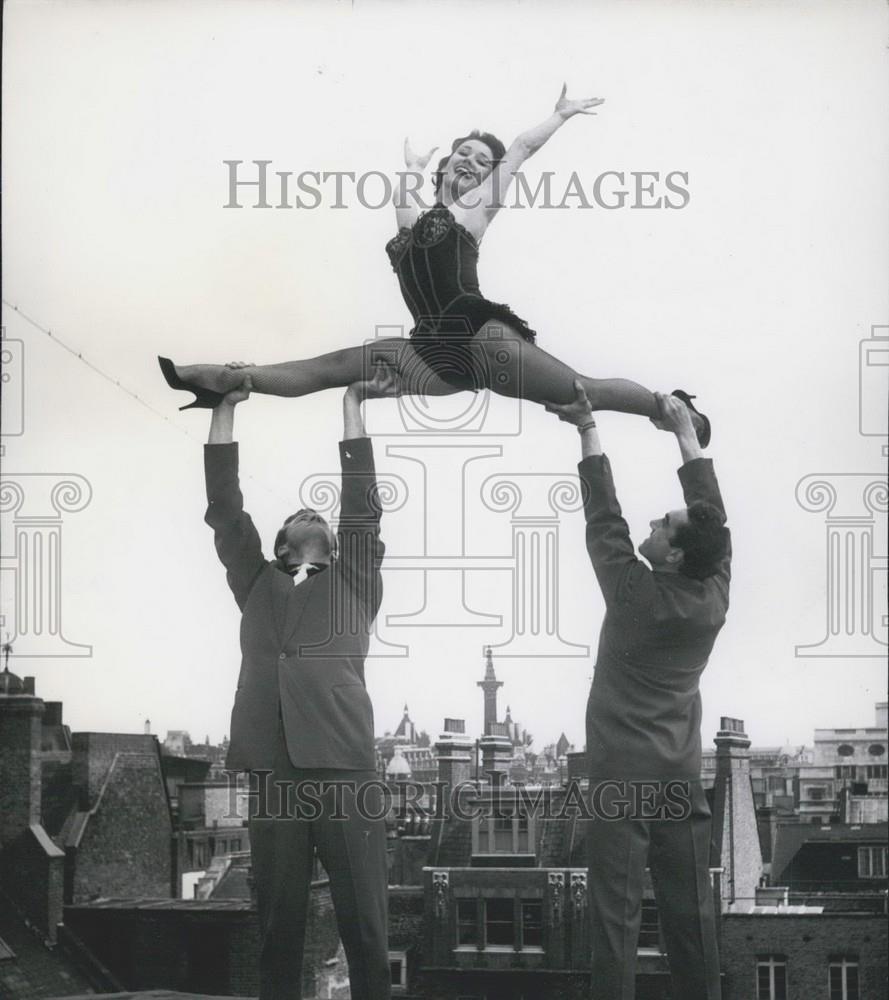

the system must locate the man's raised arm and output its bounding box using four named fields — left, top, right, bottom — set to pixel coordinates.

left=653, top=392, right=731, bottom=589
left=544, top=381, right=646, bottom=606
left=204, top=376, right=266, bottom=611
left=336, top=365, right=401, bottom=620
